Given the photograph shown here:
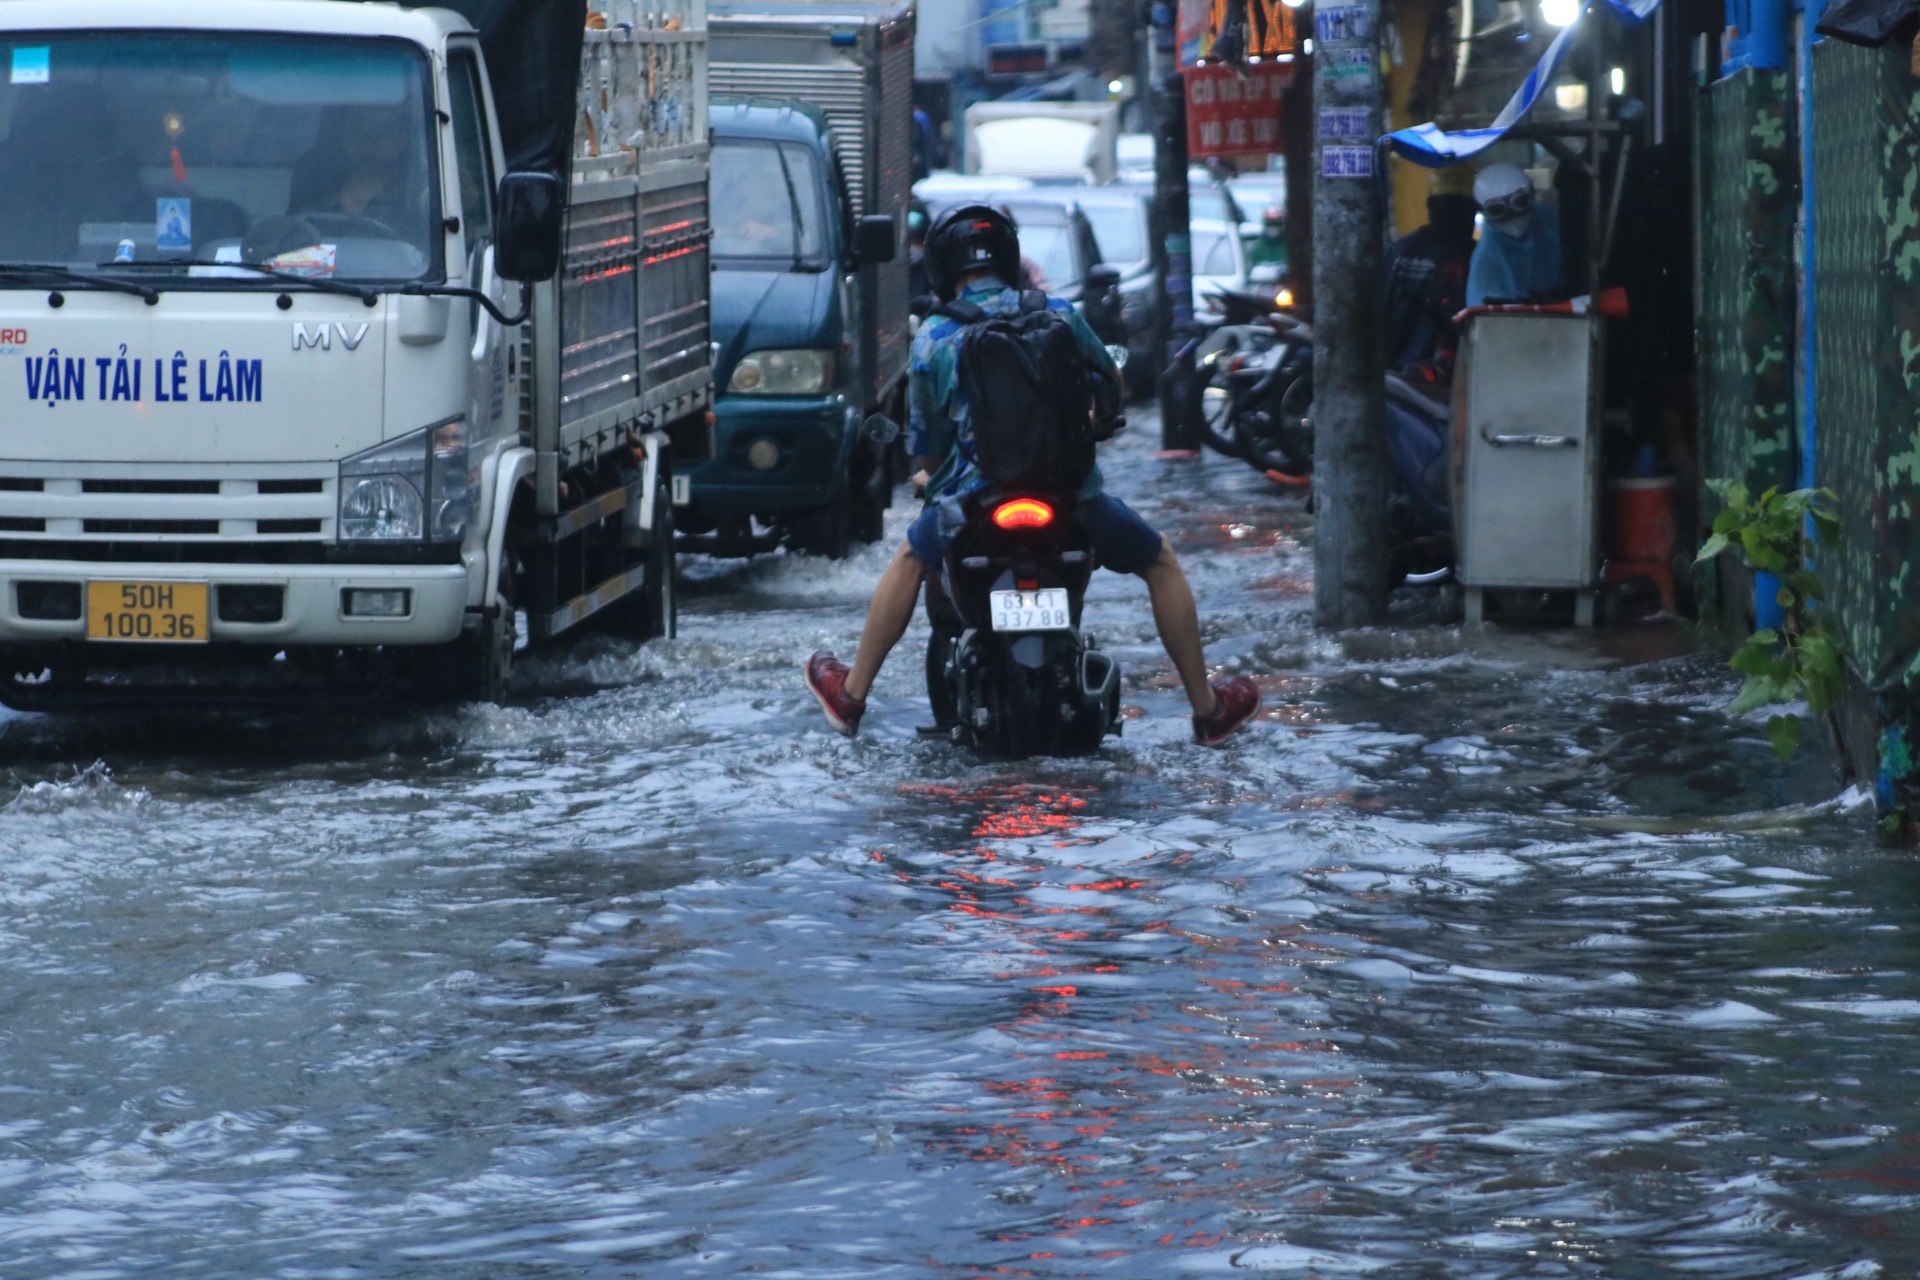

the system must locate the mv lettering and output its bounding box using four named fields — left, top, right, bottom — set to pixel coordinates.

left=293, top=322, right=371, bottom=352
left=21, top=346, right=264, bottom=408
